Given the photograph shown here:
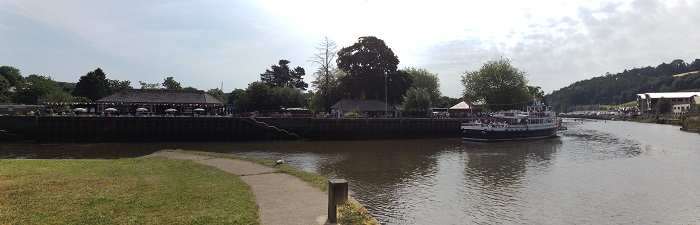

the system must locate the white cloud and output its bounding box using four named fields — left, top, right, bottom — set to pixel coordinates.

left=421, top=0, right=699, bottom=97
left=0, top=0, right=697, bottom=99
